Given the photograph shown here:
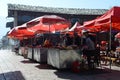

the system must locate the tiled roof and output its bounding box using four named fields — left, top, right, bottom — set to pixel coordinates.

left=8, top=4, right=108, bottom=15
